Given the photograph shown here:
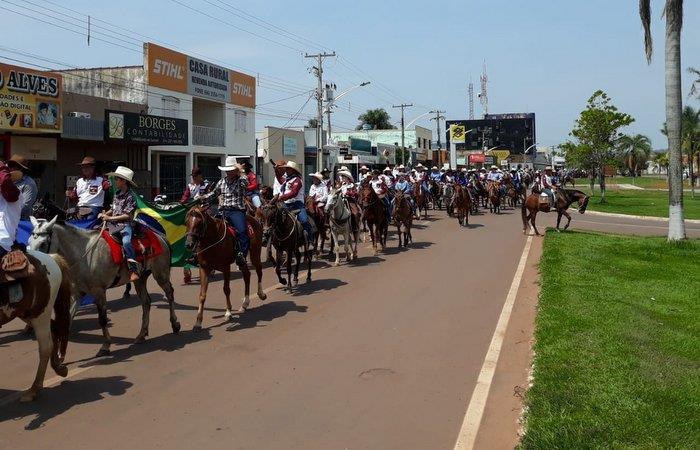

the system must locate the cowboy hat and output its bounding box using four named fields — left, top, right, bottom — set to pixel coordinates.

left=431, top=166, right=438, bottom=170
left=105, top=165, right=138, bottom=187
left=218, top=156, right=242, bottom=172
left=337, top=170, right=354, bottom=182
left=77, top=156, right=97, bottom=166
left=7, top=154, right=29, bottom=171
left=544, top=166, right=553, bottom=171
left=309, top=172, right=324, bottom=181
left=461, top=168, right=468, bottom=172
left=339, top=165, right=349, bottom=171
left=383, top=166, right=392, bottom=172
left=360, top=165, right=369, bottom=171
left=397, top=165, right=405, bottom=170
left=282, top=160, right=302, bottom=175
left=490, top=165, right=498, bottom=170
left=273, top=159, right=287, bottom=166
